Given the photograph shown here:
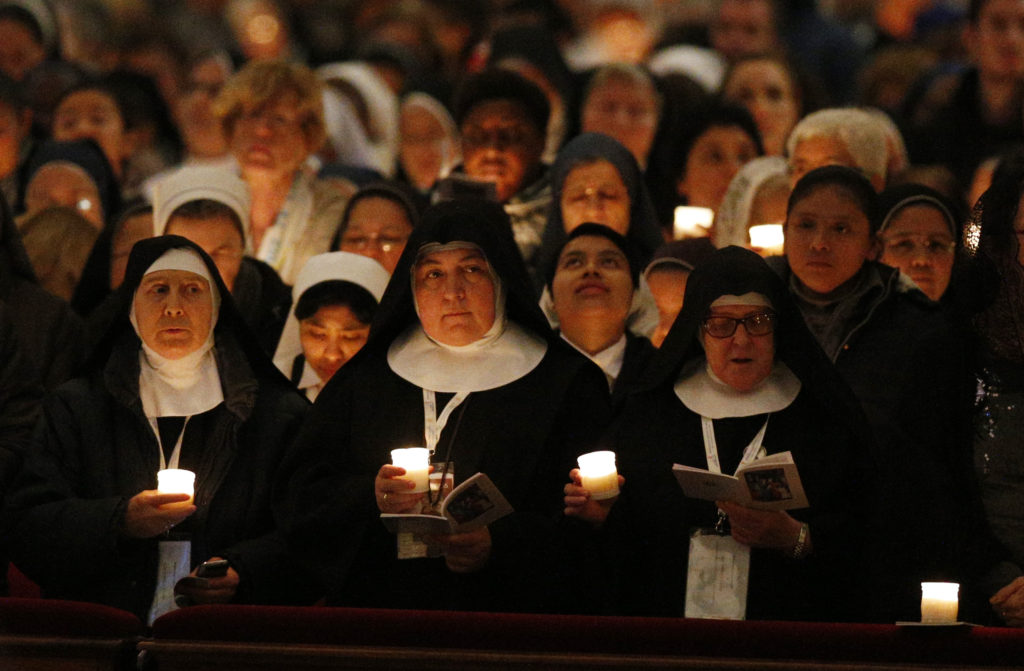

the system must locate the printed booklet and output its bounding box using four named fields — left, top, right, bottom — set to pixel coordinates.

left=381, top=472, right=513, bottom=537
left=672, top=451, right=809, bottom=511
